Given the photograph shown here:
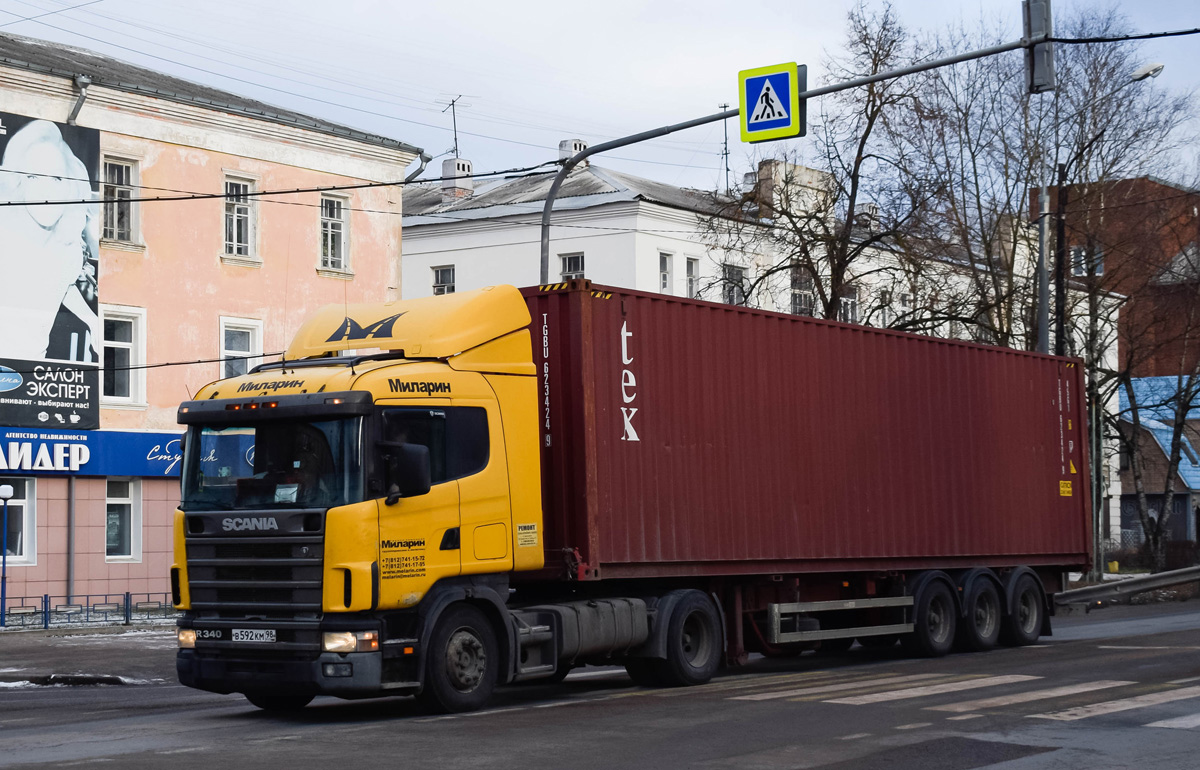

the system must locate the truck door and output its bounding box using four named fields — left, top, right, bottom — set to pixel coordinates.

left=376, top=407, right=460, bottom=609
